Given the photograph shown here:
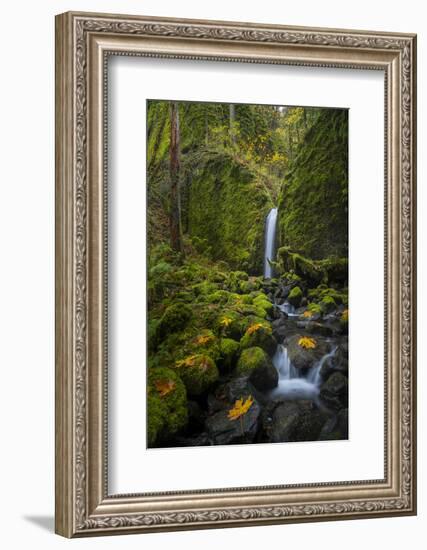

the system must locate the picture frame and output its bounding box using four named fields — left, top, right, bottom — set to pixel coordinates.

left=55, top=11, right=417, bottom=537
